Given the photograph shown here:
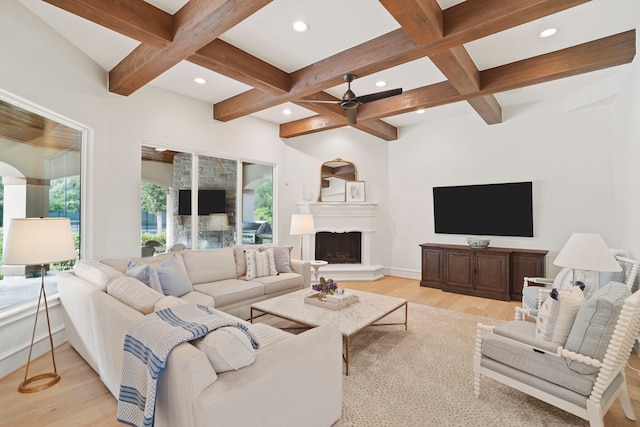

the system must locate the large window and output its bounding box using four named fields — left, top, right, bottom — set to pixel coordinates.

left=0, top=97, right=83, bottom=310
left=140, top=146, right=274, bottom=255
